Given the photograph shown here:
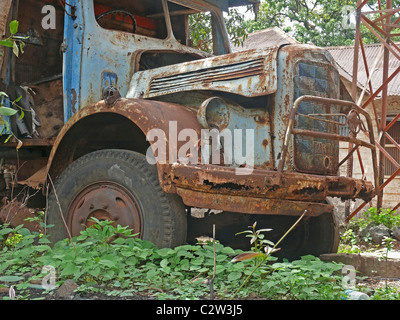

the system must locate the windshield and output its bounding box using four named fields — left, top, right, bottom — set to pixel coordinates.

left=94, top=0, right=231, bottom=55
